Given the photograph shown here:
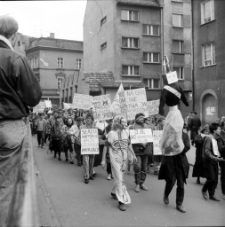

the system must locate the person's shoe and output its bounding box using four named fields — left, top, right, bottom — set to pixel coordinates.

left=135, top=184, right=140, bottom=193
left=41, top=146, right=45, bottom=149
left=140, top=184, right=148, bottom=191
left=107, top=174, right=112, bottom=180
left=202, top=190, right=208, bottom=200
left=196, top=179, right=201, bottom=184
left=58, top=158, right=62, bottom=161
left=223, top=194, right=225, bottom=200
left=78, top=162, right=82, bottom=166
left=209, top=196, right=220, bottom=201
left=84, top=178, right=89, bottom=184
left=54, top=155, right=56, bottom=158
left=92, top=172, right=96, bottom=177
left=70, top=161, right=74, bottom=164
left=38, top=144, right=41, bottom=147
left=89, top=175, right=94, bottom=180
left=65, top=159, right=68, bottom=162
left=111, top=193, right=116, bottom=199
left=176, top=205, right=186, bottom=213
left=118, top=203, right=126, bottom=211
left=163, top=195, right=169, bottom=205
